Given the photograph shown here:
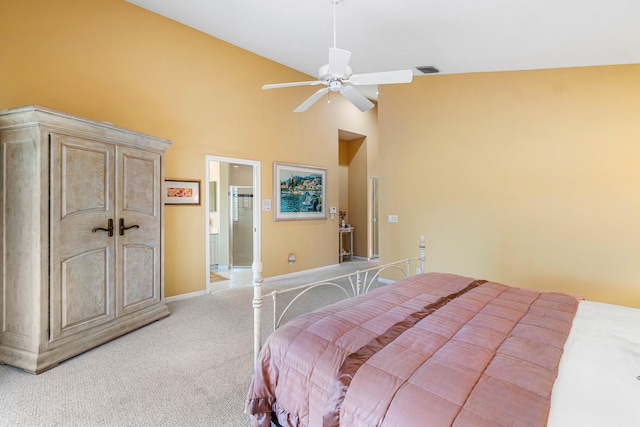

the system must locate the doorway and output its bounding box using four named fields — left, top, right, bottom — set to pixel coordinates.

left=205, top=156, right=261, bottom=292
left=338, top=129, right=368, bottom=260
